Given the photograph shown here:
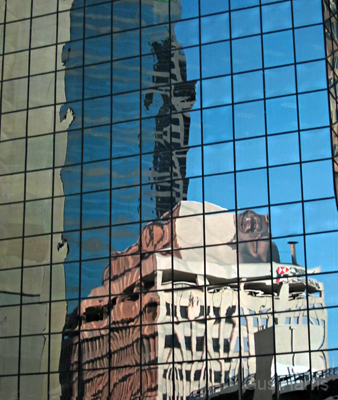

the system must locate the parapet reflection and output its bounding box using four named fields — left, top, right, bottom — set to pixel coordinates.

left=60, top=201, right=328, bottom=400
